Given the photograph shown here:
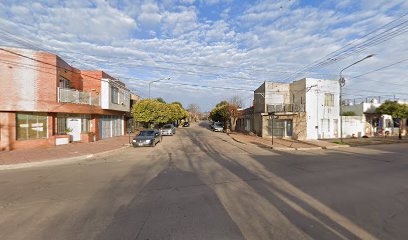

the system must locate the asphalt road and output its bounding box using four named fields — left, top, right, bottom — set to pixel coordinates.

left=1, top=121, right=408, bottom=240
